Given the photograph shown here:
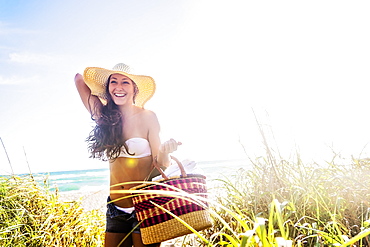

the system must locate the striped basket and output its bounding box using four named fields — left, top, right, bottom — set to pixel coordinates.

left=130, top=156, right=212, bottom=245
